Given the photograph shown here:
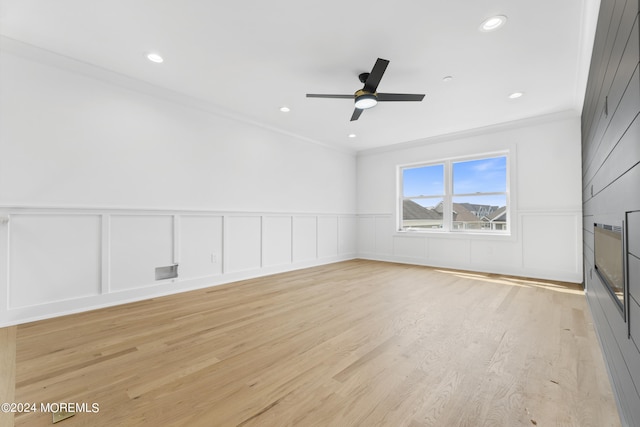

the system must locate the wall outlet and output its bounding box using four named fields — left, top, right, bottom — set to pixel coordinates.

left=211, top=252, right=218, bottom=264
